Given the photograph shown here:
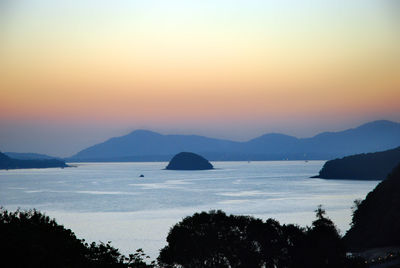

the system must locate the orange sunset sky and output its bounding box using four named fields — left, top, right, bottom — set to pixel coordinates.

left=0, top=0, right=399, bottom=156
